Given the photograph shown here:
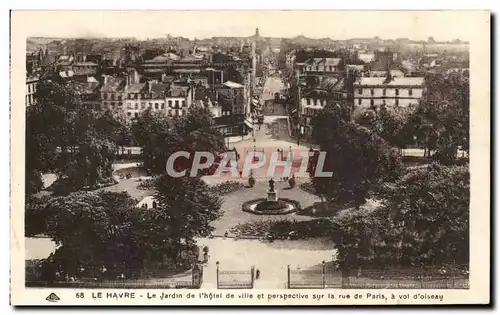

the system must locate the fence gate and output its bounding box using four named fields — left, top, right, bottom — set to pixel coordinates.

left=217, top=265, right=255, bottom=289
